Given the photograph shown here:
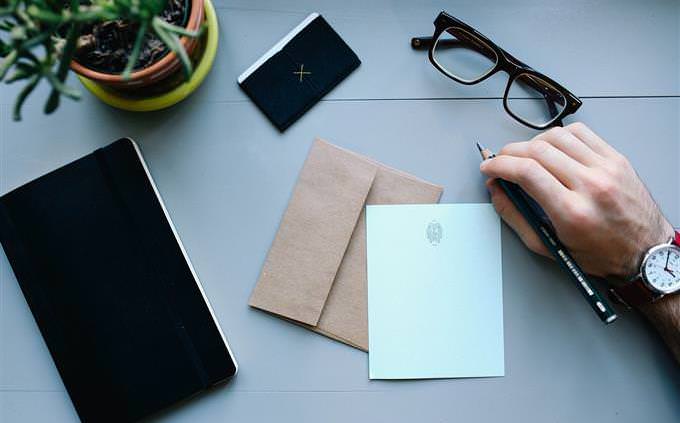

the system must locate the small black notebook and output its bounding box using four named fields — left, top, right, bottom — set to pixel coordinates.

left=238, top=13, right=360, bottom=131
left=0, top=139, right=237, bottom=423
